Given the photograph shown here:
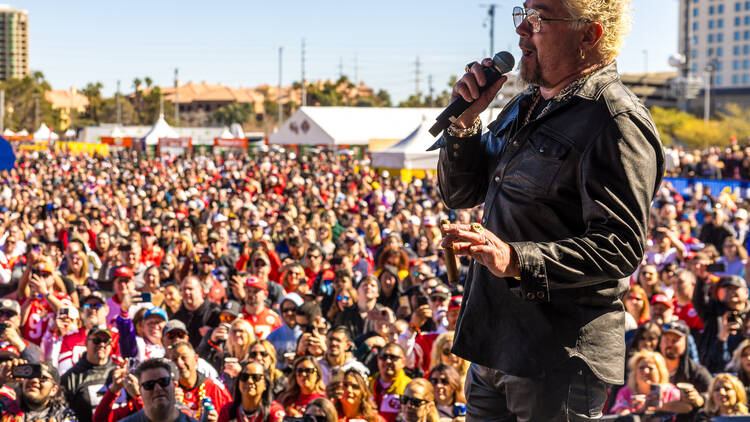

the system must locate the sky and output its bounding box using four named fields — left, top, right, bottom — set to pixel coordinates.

left=17, top=0, right=679, bottom=104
